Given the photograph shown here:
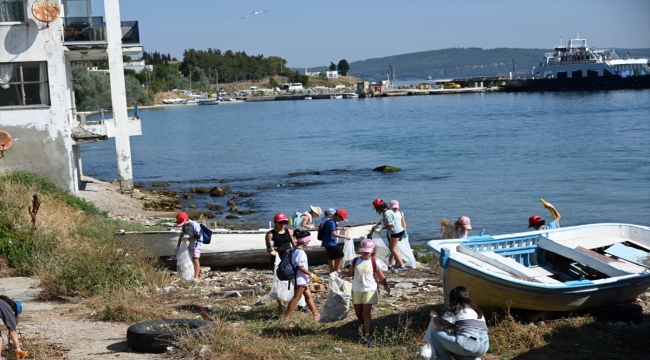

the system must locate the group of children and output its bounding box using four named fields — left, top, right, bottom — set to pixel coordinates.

left=280, top=229, right=389, bottom=347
